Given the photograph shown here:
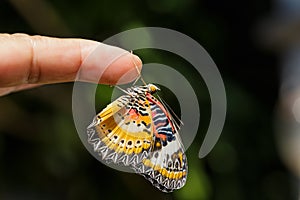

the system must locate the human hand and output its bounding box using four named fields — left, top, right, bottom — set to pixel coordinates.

left=0, top=34, right=142, bottom=96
